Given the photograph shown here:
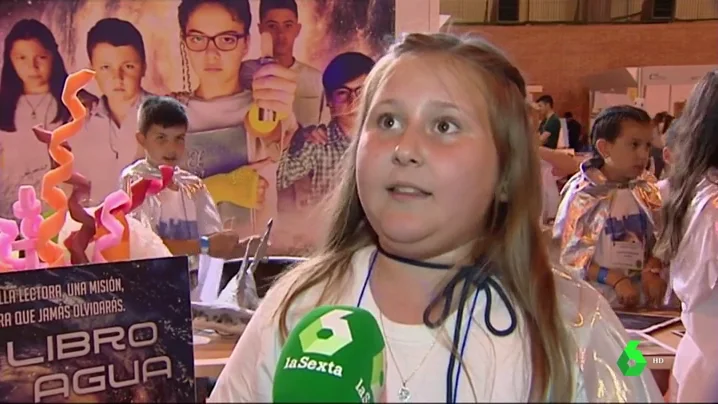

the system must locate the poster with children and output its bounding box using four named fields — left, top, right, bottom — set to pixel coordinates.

left=0, top=256, right=195, bottom=403
left=0, top=0, right=397, bottom=254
